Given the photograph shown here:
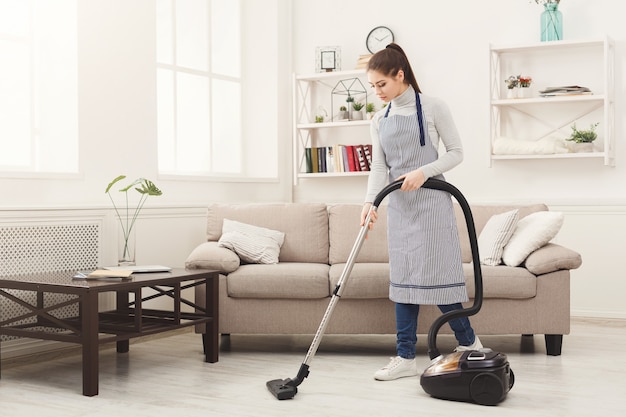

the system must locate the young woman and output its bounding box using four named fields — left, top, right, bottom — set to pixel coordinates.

left=361, top=43, right=482, bottom=381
